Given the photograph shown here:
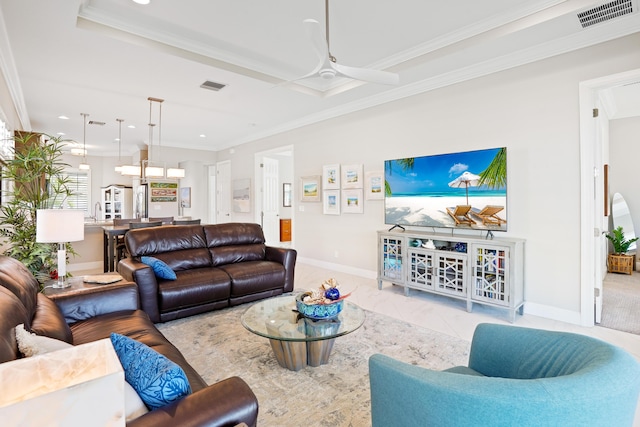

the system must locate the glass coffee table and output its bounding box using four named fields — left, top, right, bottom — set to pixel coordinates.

left=241, top=293, right=365, bottom=371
